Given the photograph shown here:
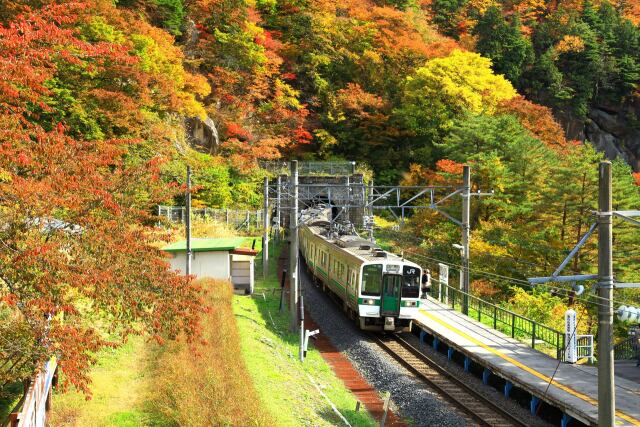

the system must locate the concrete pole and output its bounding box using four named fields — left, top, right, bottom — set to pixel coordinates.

left=276, top=175, right=281, bottom=242
left=461, top=165, right=471, bottom=315
left=598, top=161, right=615, bottom=427
left=263, top=177, right=269, bottom=278
left=186, top=166, right=192, bottom=277
left=369, top=180, right=374, bottom=242
left=299, top=295, right=305, bottom=362
left=289, top=161, right=299, bottom=332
